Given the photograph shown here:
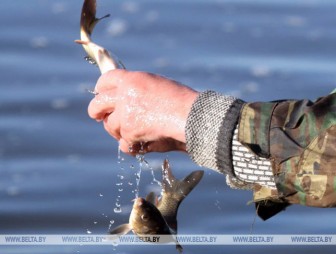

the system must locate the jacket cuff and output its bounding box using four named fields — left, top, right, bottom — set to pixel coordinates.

left=185, top=90, right=244, bottom=175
